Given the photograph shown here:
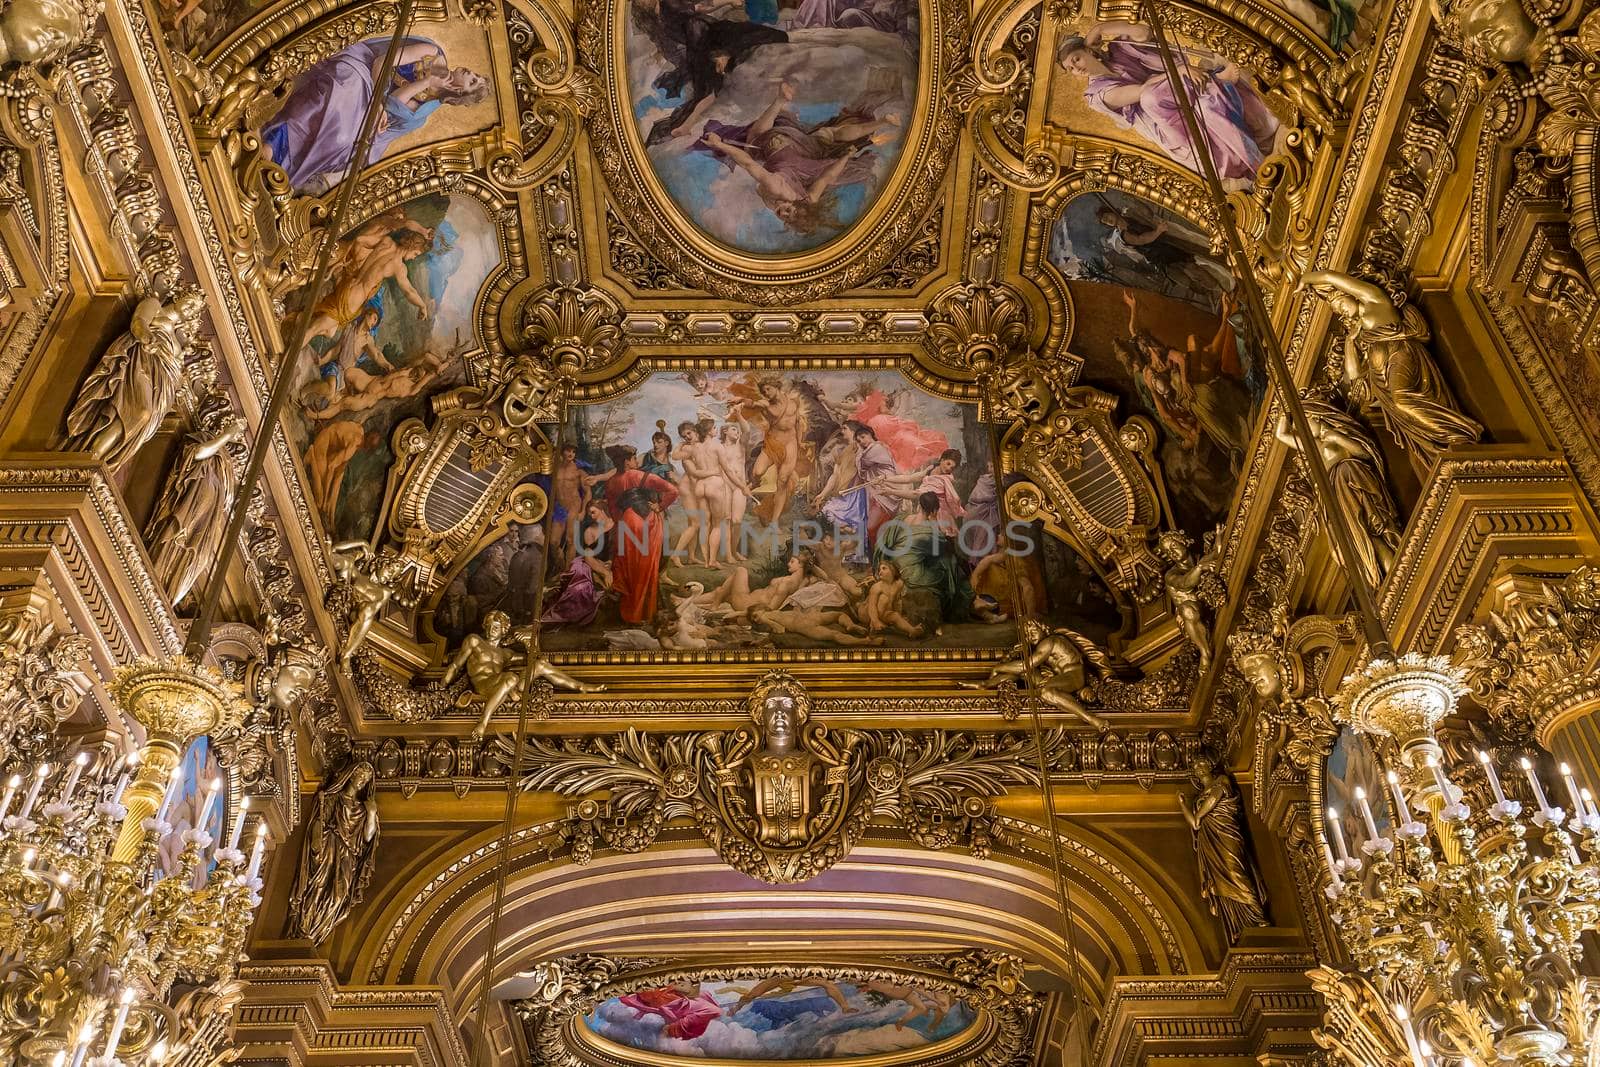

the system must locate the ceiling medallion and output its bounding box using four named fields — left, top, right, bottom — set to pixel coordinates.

left=579, top=0, right=966, bottom=303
